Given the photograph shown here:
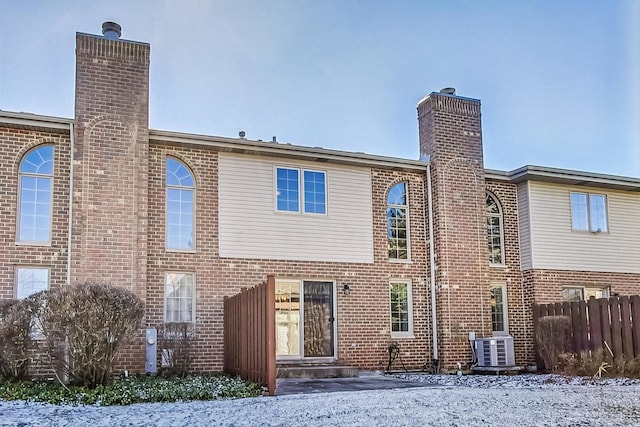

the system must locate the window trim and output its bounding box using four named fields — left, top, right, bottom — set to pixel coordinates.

left=17, top=145, right=54, bottom=246
left=570, top=191, right=609, bottom=233
left=486, top=192, right=505, bottom=267
left=165, top=157, right=196, bottom=252
left=390, top=279, right=414, bottom=339
left=490, top=283, right=509, bottom=336
left=164, top=272, right=196, bottom=323
left=387, top=181, right=411, bottom=263
left=274, top=166, right=328, bottom=215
